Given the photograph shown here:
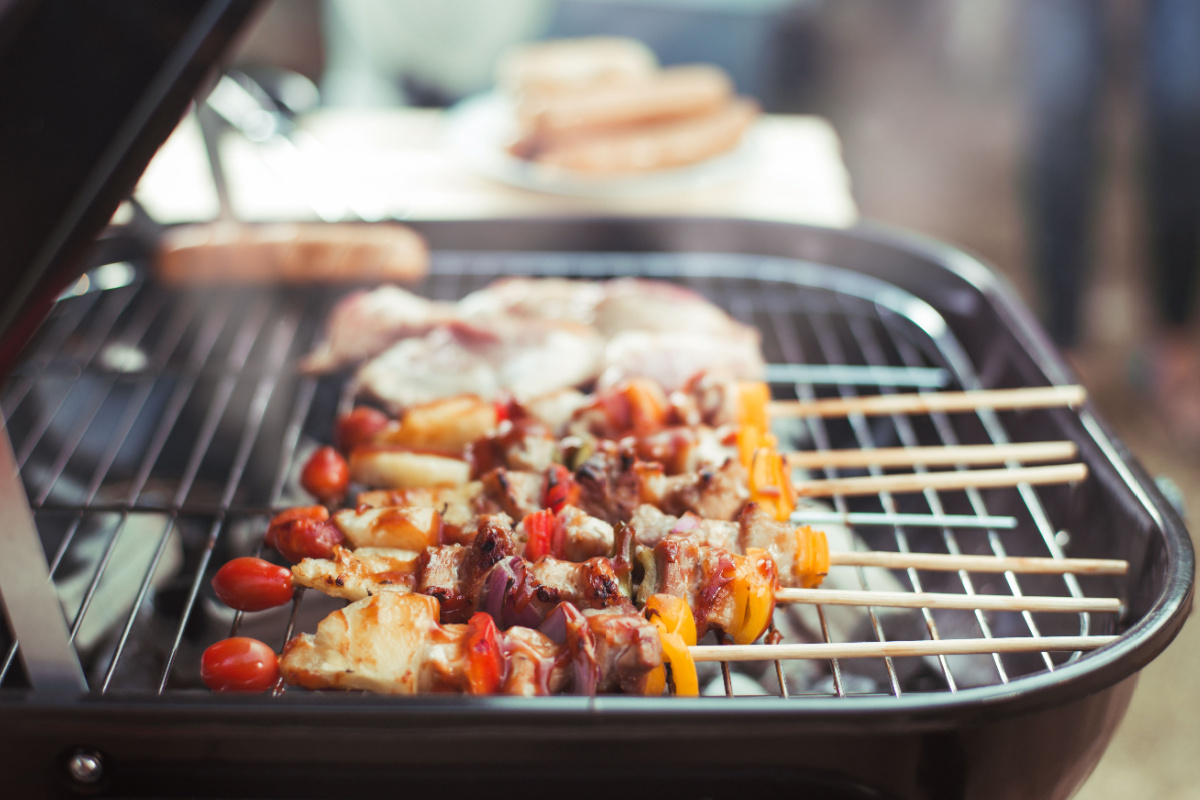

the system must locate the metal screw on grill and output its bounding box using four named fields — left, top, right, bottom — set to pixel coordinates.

left=66, top=749, right=104, bottom=785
